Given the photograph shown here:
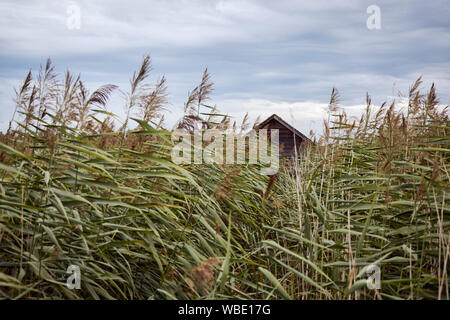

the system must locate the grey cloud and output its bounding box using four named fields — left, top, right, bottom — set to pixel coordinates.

left=0, top=0, right=449, bottom=134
